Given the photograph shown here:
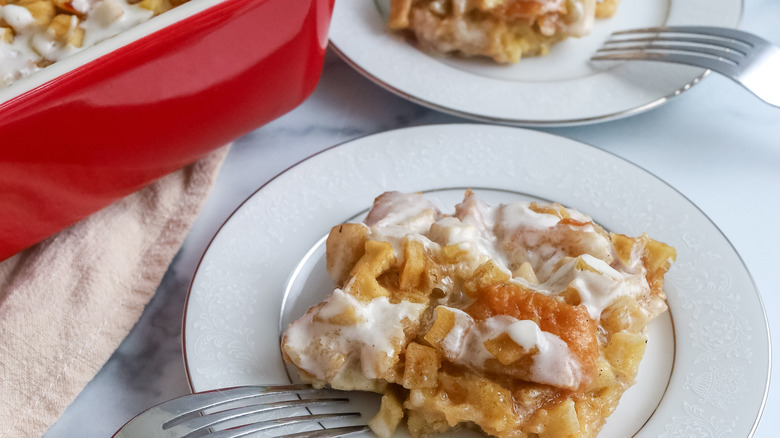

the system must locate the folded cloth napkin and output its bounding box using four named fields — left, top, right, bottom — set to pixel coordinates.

left=0, top=145, right=229, bottom=437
